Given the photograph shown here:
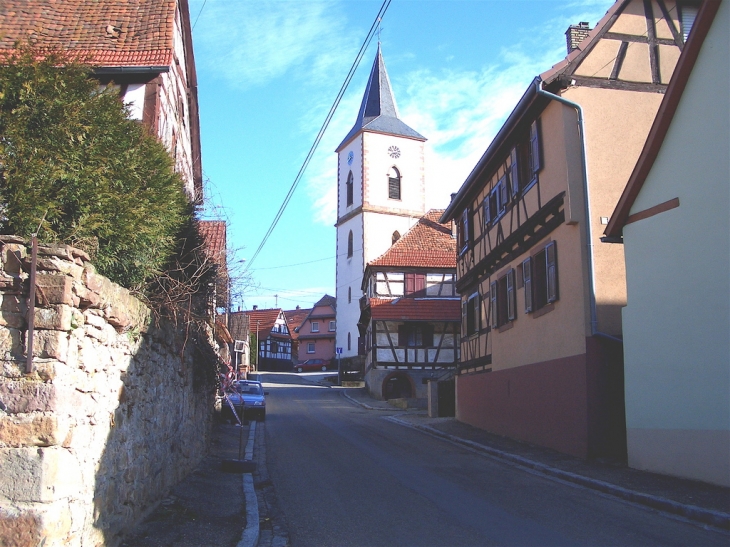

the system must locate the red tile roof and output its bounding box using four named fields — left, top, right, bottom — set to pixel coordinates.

left=240, top=309, right=286, bottom=340
left=369, top=298, right=461, bottom=322
left=284, top=308, right=311, bottom=341
left=0, top=0, right=176, bottom=67
left=199, top=221, right=226, bottom=263
left=369, top=210, right=456, bottom=269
